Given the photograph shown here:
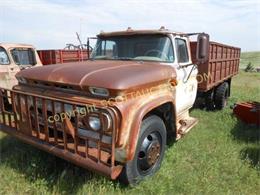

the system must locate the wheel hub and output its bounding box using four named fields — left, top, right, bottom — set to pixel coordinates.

left=137, top=132, right=162, bottom=173
left=147, top=142, right=161, bottom=166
